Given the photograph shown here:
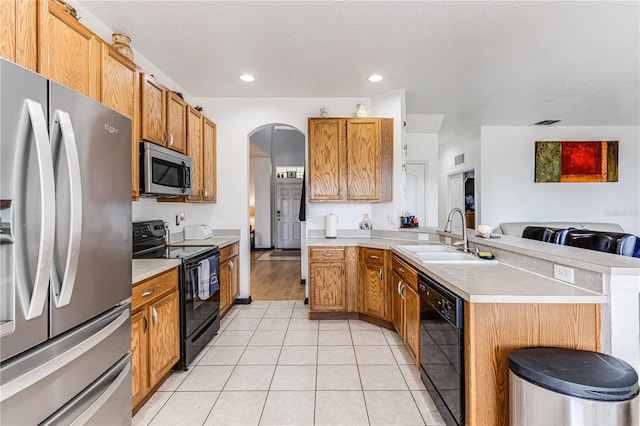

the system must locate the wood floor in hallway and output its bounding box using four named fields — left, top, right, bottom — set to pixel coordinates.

left=250, top=250, right=305, bottom=301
